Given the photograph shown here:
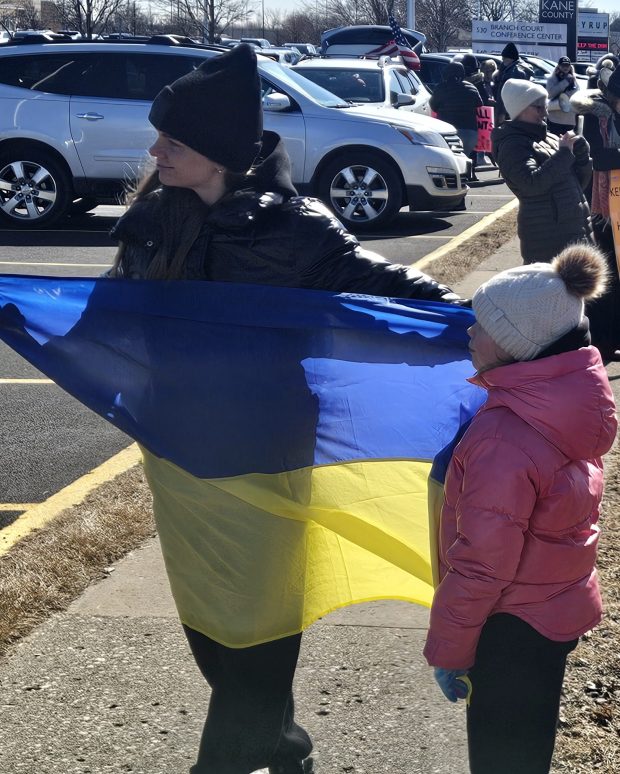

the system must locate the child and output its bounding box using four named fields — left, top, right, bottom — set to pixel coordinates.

left=423, top=244, right=617, bottom=774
